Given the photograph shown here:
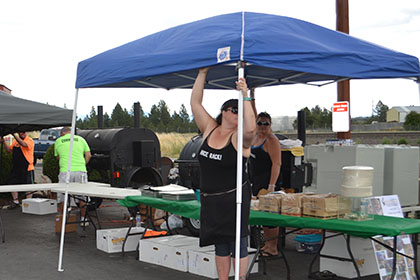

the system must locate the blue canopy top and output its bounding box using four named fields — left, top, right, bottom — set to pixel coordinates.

left=76, top=12, right=420, bottom=90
